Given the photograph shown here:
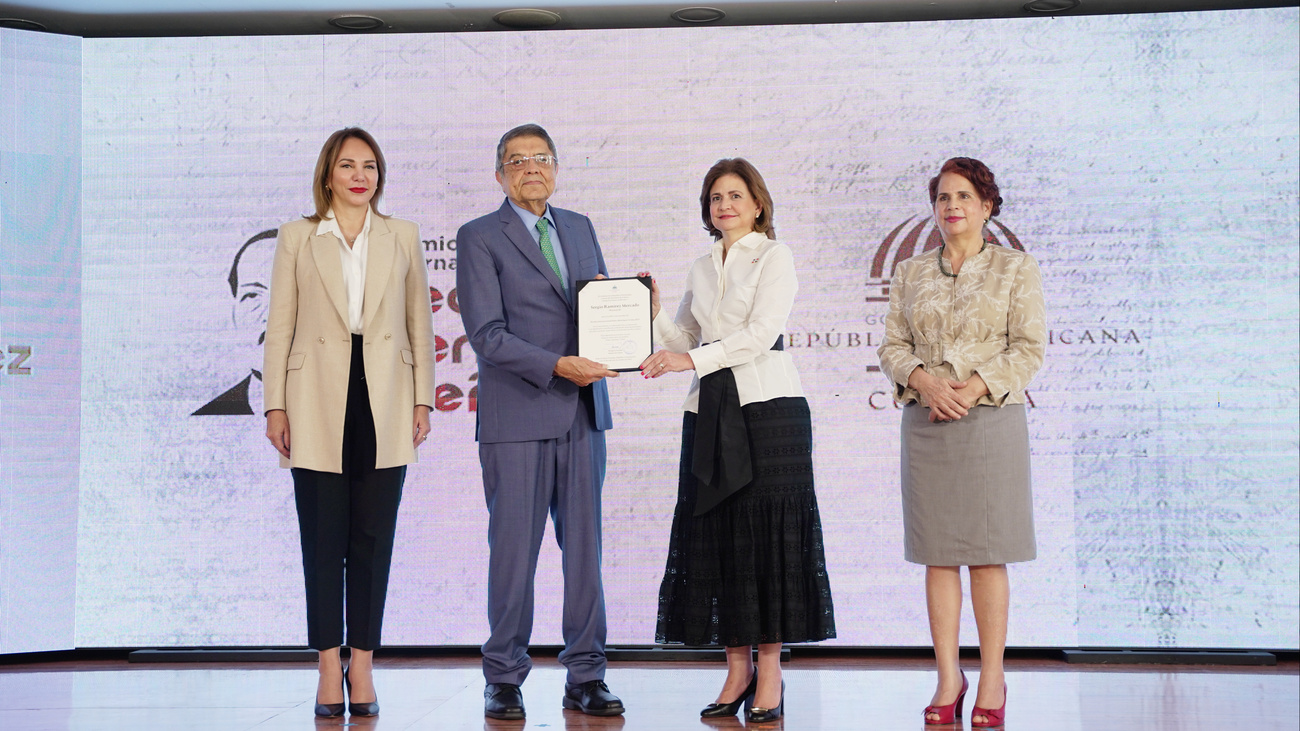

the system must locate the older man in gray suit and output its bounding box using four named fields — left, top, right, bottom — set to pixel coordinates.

left=456, top=124, right=624, bottom=721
